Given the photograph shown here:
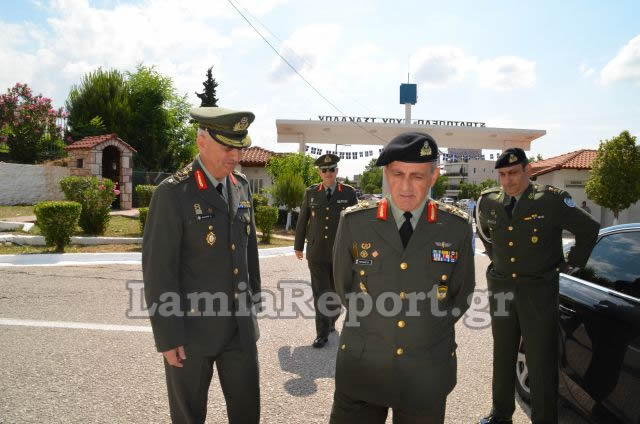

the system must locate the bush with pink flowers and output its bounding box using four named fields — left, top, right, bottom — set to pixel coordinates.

left=60, top=176, right=119, bottom=235
left=0, top=82, right=66, bottom=163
